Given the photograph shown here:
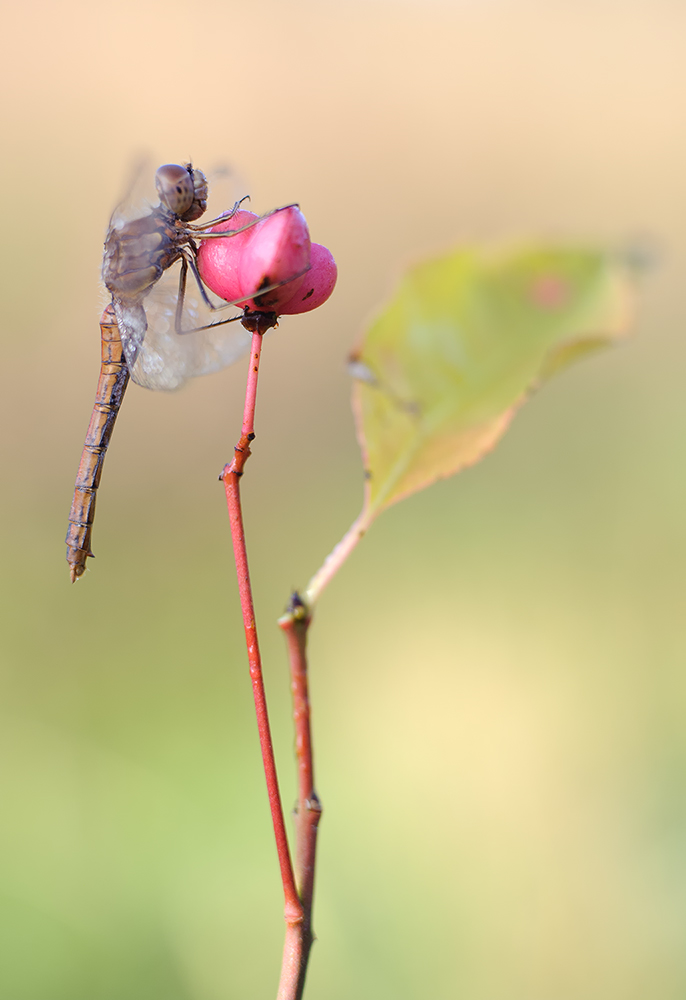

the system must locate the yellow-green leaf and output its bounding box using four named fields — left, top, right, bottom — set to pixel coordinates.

left=351, top=245, right=632, bottom=520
